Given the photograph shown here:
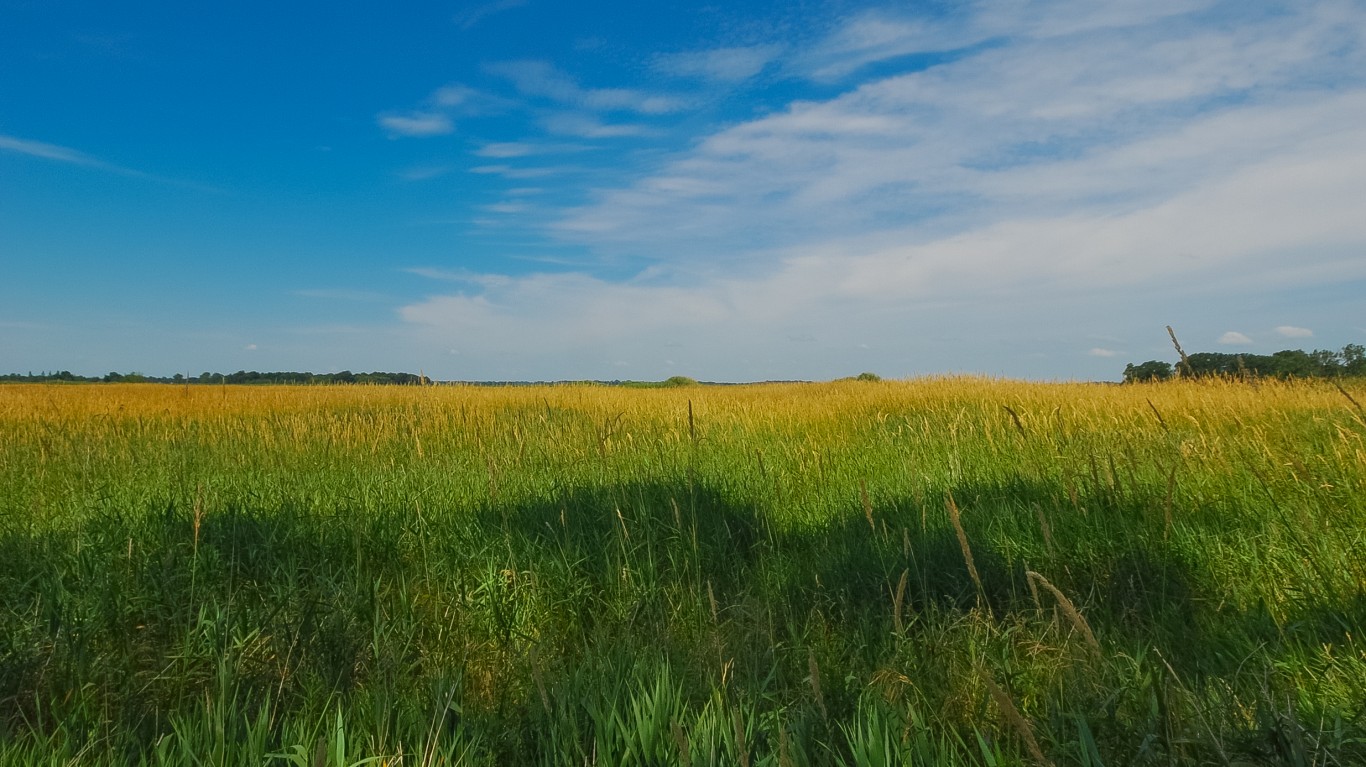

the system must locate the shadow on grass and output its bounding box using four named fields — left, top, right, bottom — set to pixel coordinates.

left=0, top=476, right=1362, bottom=761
